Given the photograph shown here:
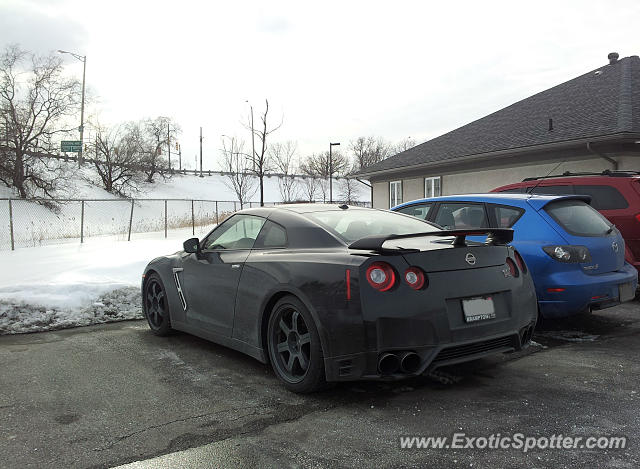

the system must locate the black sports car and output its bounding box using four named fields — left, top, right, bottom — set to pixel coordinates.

left=142, top=204, right=537, bottom=392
